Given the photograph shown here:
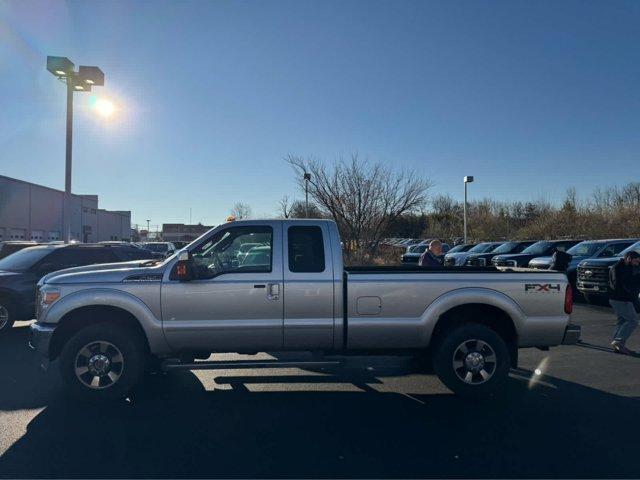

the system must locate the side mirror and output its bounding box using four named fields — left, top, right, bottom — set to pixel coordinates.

left=173, top=251, right=193, bottom=281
